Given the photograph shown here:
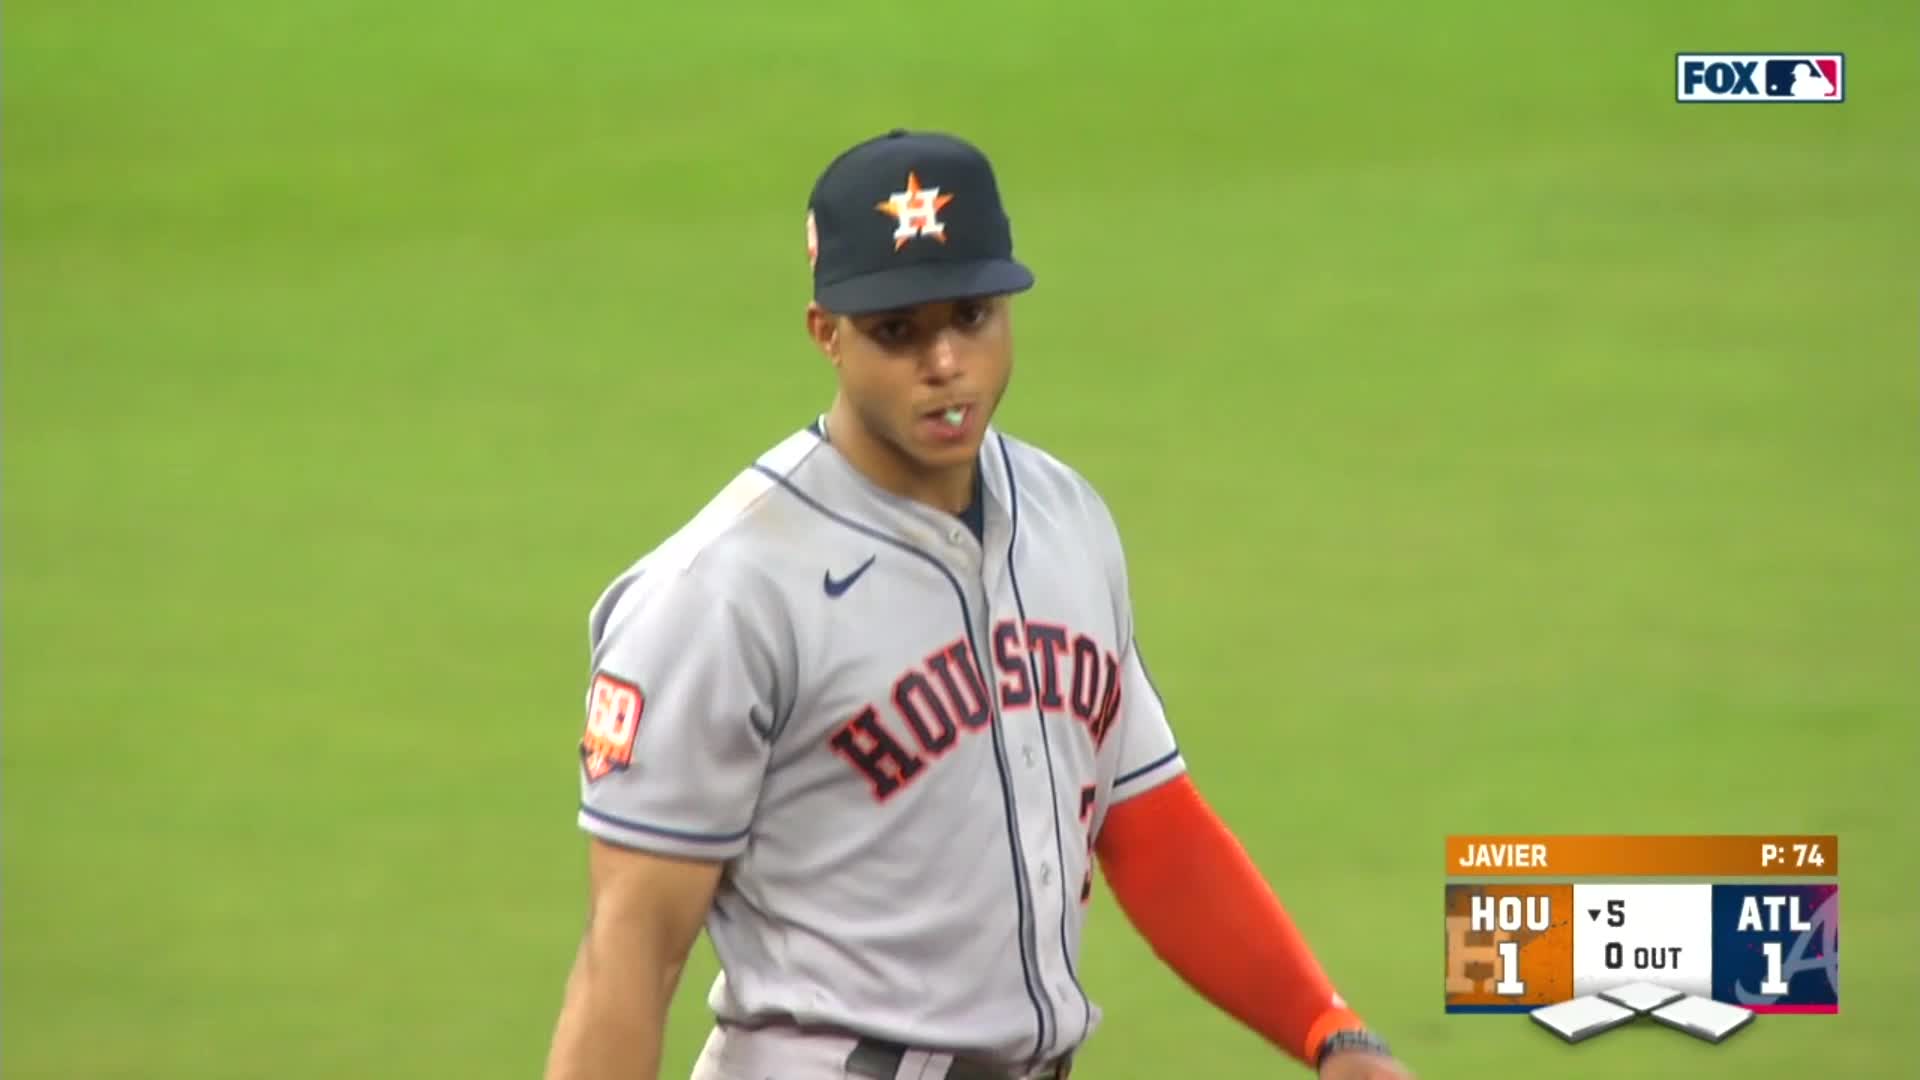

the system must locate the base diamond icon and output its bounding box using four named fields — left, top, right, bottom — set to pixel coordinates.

left=1598, top=981, right=1687, bottom=1015
left=1529, top=996, right=1637, bottom=1043
left=1650, top=995, right=1756, bottom=1044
